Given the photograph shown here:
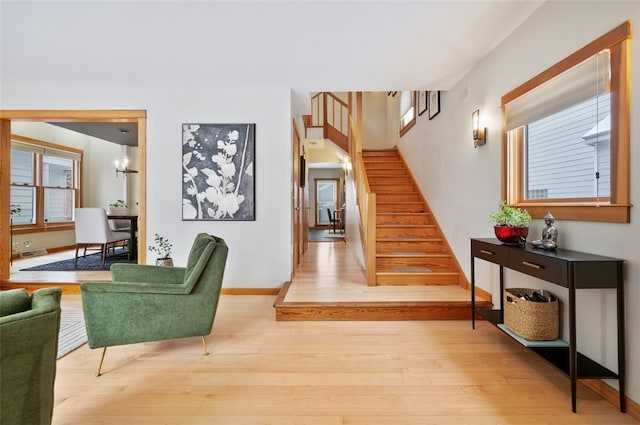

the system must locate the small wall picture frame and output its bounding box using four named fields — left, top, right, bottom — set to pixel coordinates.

left=417, top=91, right=427, bottom=116
left=428, top=90, right=440, bottom=120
